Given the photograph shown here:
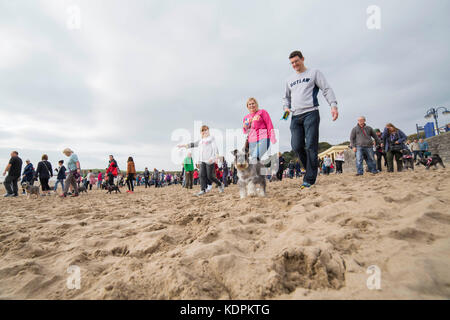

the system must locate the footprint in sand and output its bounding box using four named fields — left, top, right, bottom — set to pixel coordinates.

left=388, top=227, right=437, bottom=244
